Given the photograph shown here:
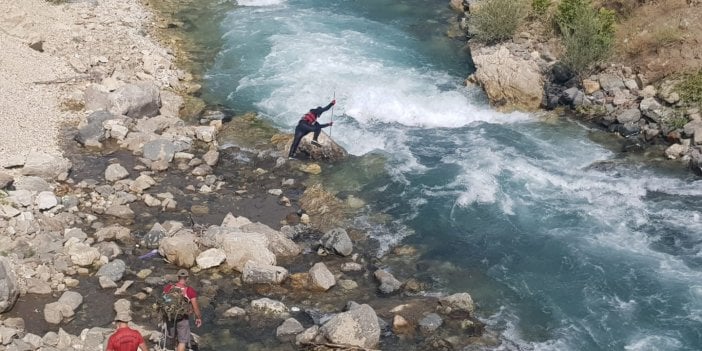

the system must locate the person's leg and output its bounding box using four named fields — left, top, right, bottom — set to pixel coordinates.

left=312, top=122, right=322, bottom=141
left=176, top=318, right=191, bottom=351
left=290, top=123, right=314, bottom=157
